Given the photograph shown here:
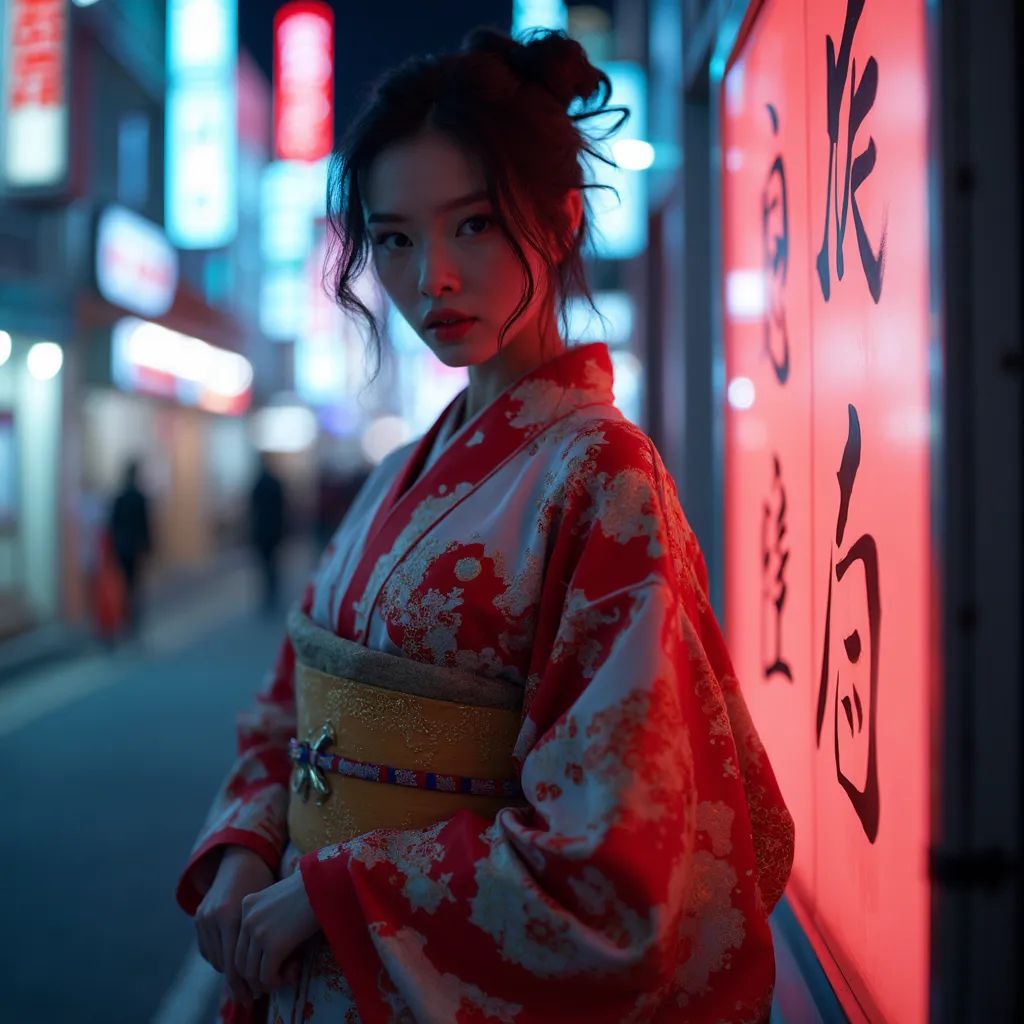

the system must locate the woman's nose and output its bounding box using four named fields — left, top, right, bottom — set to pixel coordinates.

left=417, top=243, right=460, bottom=297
